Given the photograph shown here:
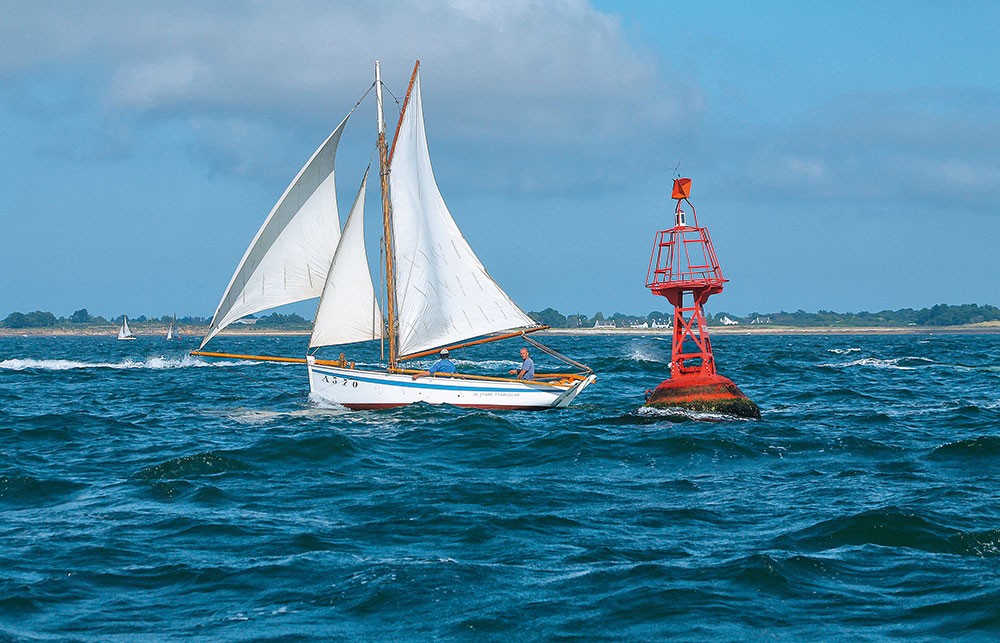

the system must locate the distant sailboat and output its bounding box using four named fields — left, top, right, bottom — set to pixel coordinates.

left=193, top=61, right=594, bottom=410
left=166, top=315, right=180, bottom=341
left=117, top=315, right=137, bottom=341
